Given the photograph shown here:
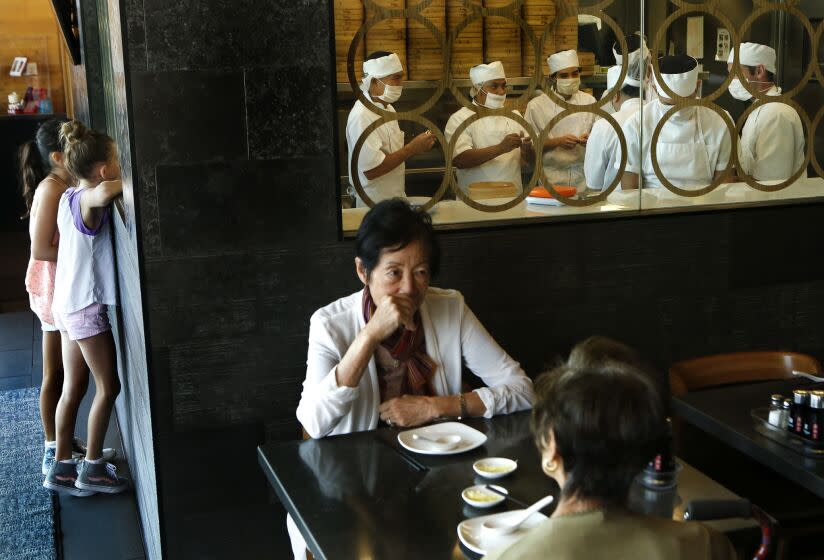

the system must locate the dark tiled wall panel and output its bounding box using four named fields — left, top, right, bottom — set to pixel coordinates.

left=101, top=0, right=159, bottom=558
